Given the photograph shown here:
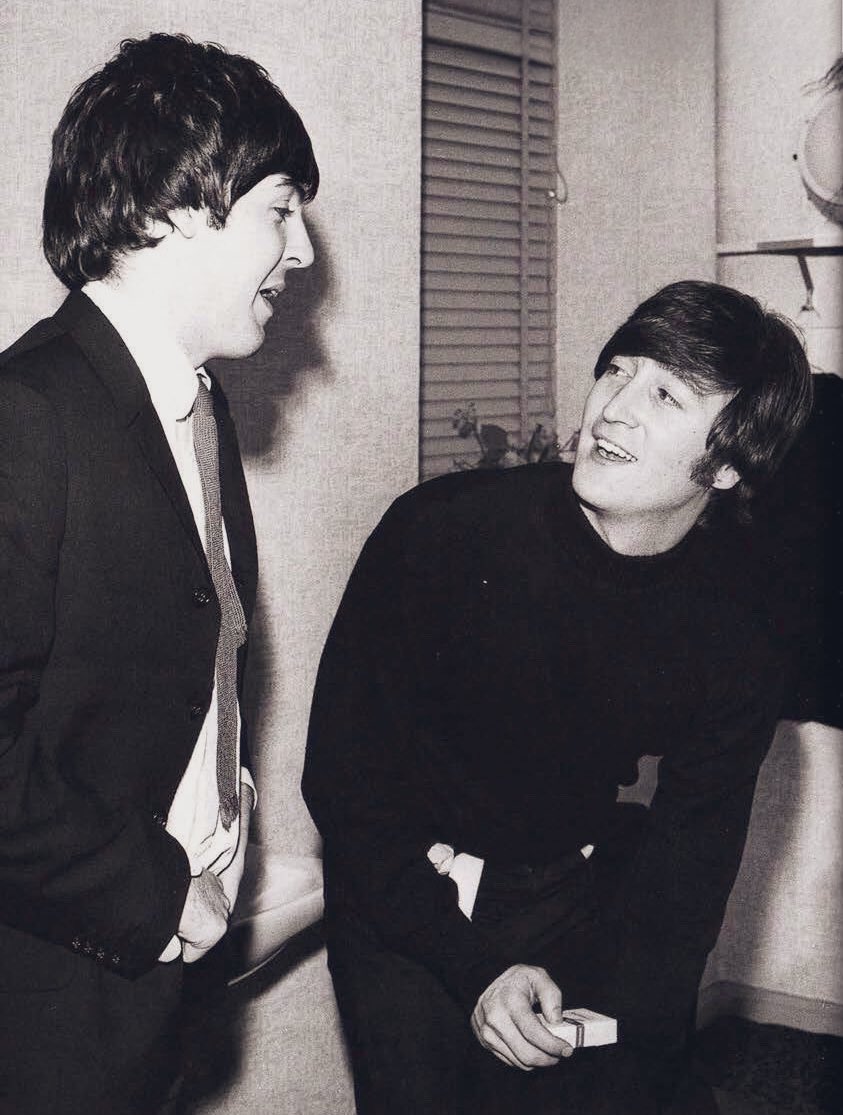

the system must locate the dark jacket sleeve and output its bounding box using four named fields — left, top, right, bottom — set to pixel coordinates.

left=0, top=376, right=190, bottom=978
left=302, top=497, right=517, bottom=1011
